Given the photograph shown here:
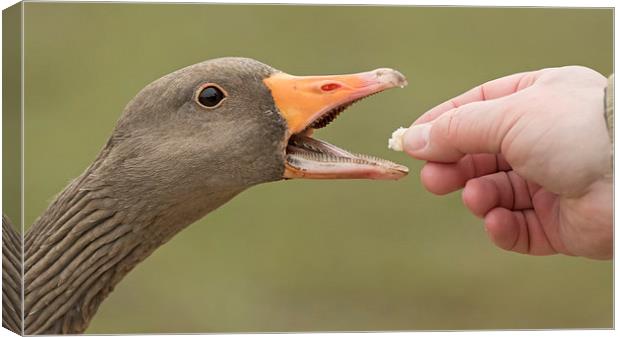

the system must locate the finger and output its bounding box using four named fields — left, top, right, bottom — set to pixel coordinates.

left=414, top=71, right=540, bottom=125
left=484, top=208, right=558, bottom=256
left=420, top=154, right=511, bottom=195
left=461, top=171, right=533, bottom=218
left=404, top=96, right=521, bottom=163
